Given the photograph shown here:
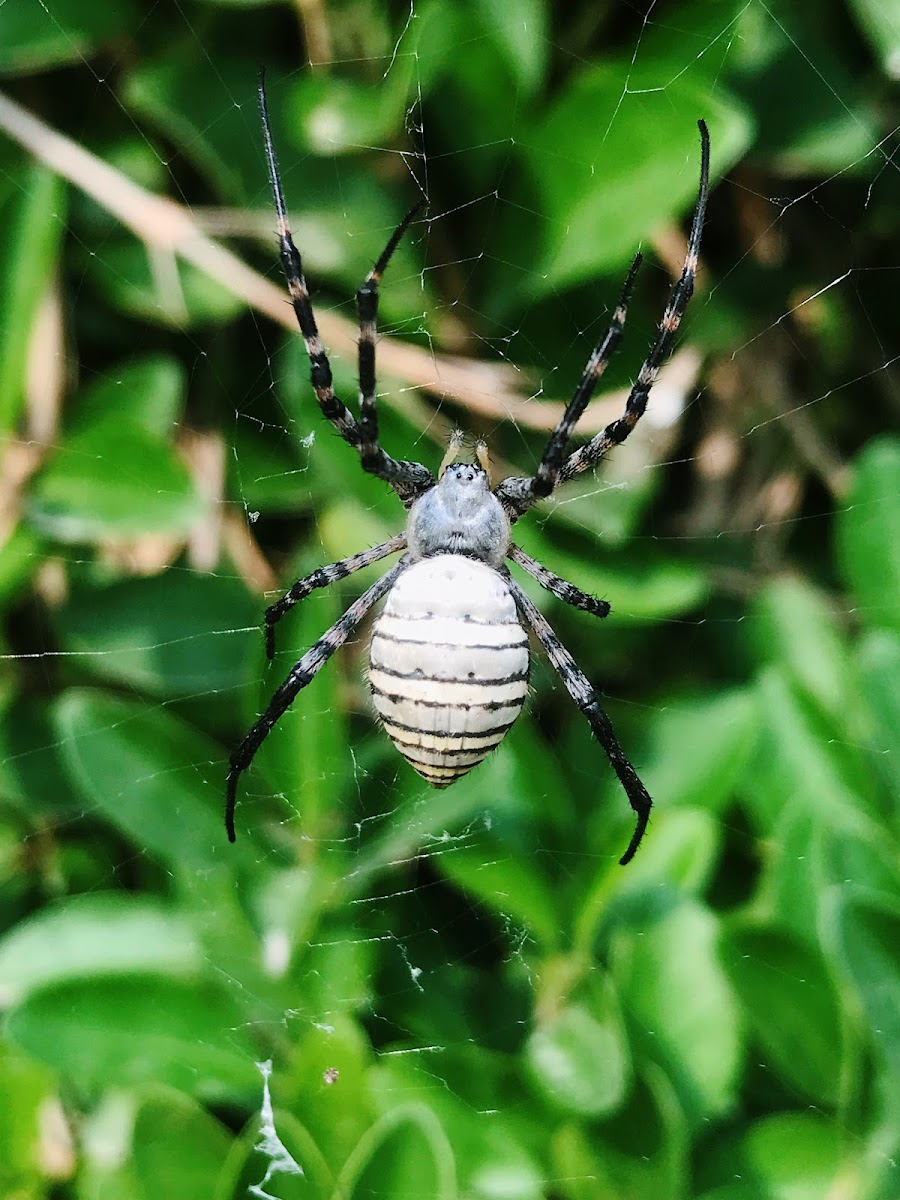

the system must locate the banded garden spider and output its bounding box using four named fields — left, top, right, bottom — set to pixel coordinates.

left=226, top=77, right=710, bottom=866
